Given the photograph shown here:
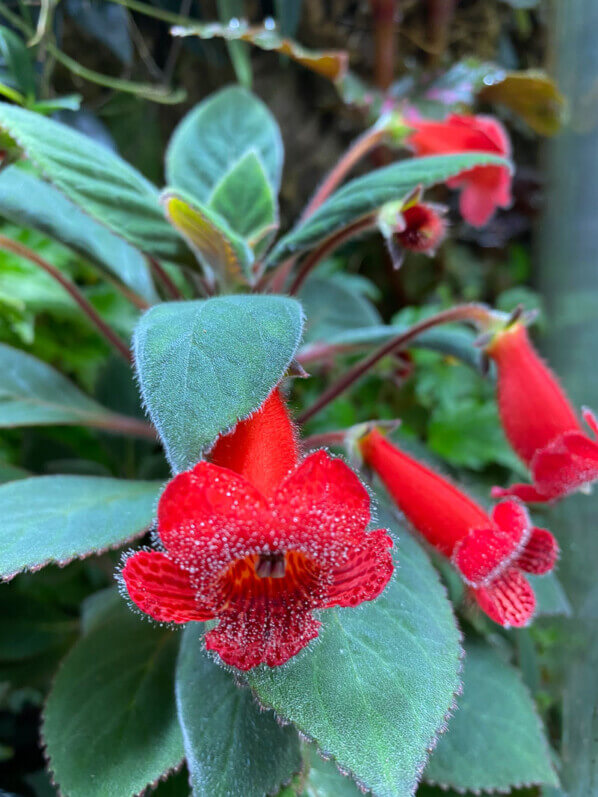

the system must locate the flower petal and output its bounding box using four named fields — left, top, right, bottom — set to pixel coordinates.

left=121, top=550, right=213, bottom=624
left=453, top=500, right=531, bottom=587
left=205, top=603, right=321, bottom=670
left=157, top=462, right=270, bottom=573
left=324, top=529, right=394, bottom=608
left=473, top=568, right=535, bottom=628
left=532, top=433, right=598, bottom=499
left=517, top=527, right=559, bottom=575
